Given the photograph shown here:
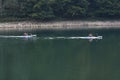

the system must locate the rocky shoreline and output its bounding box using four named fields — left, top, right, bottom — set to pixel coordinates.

left=0, top=21, right=120, bottom=31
